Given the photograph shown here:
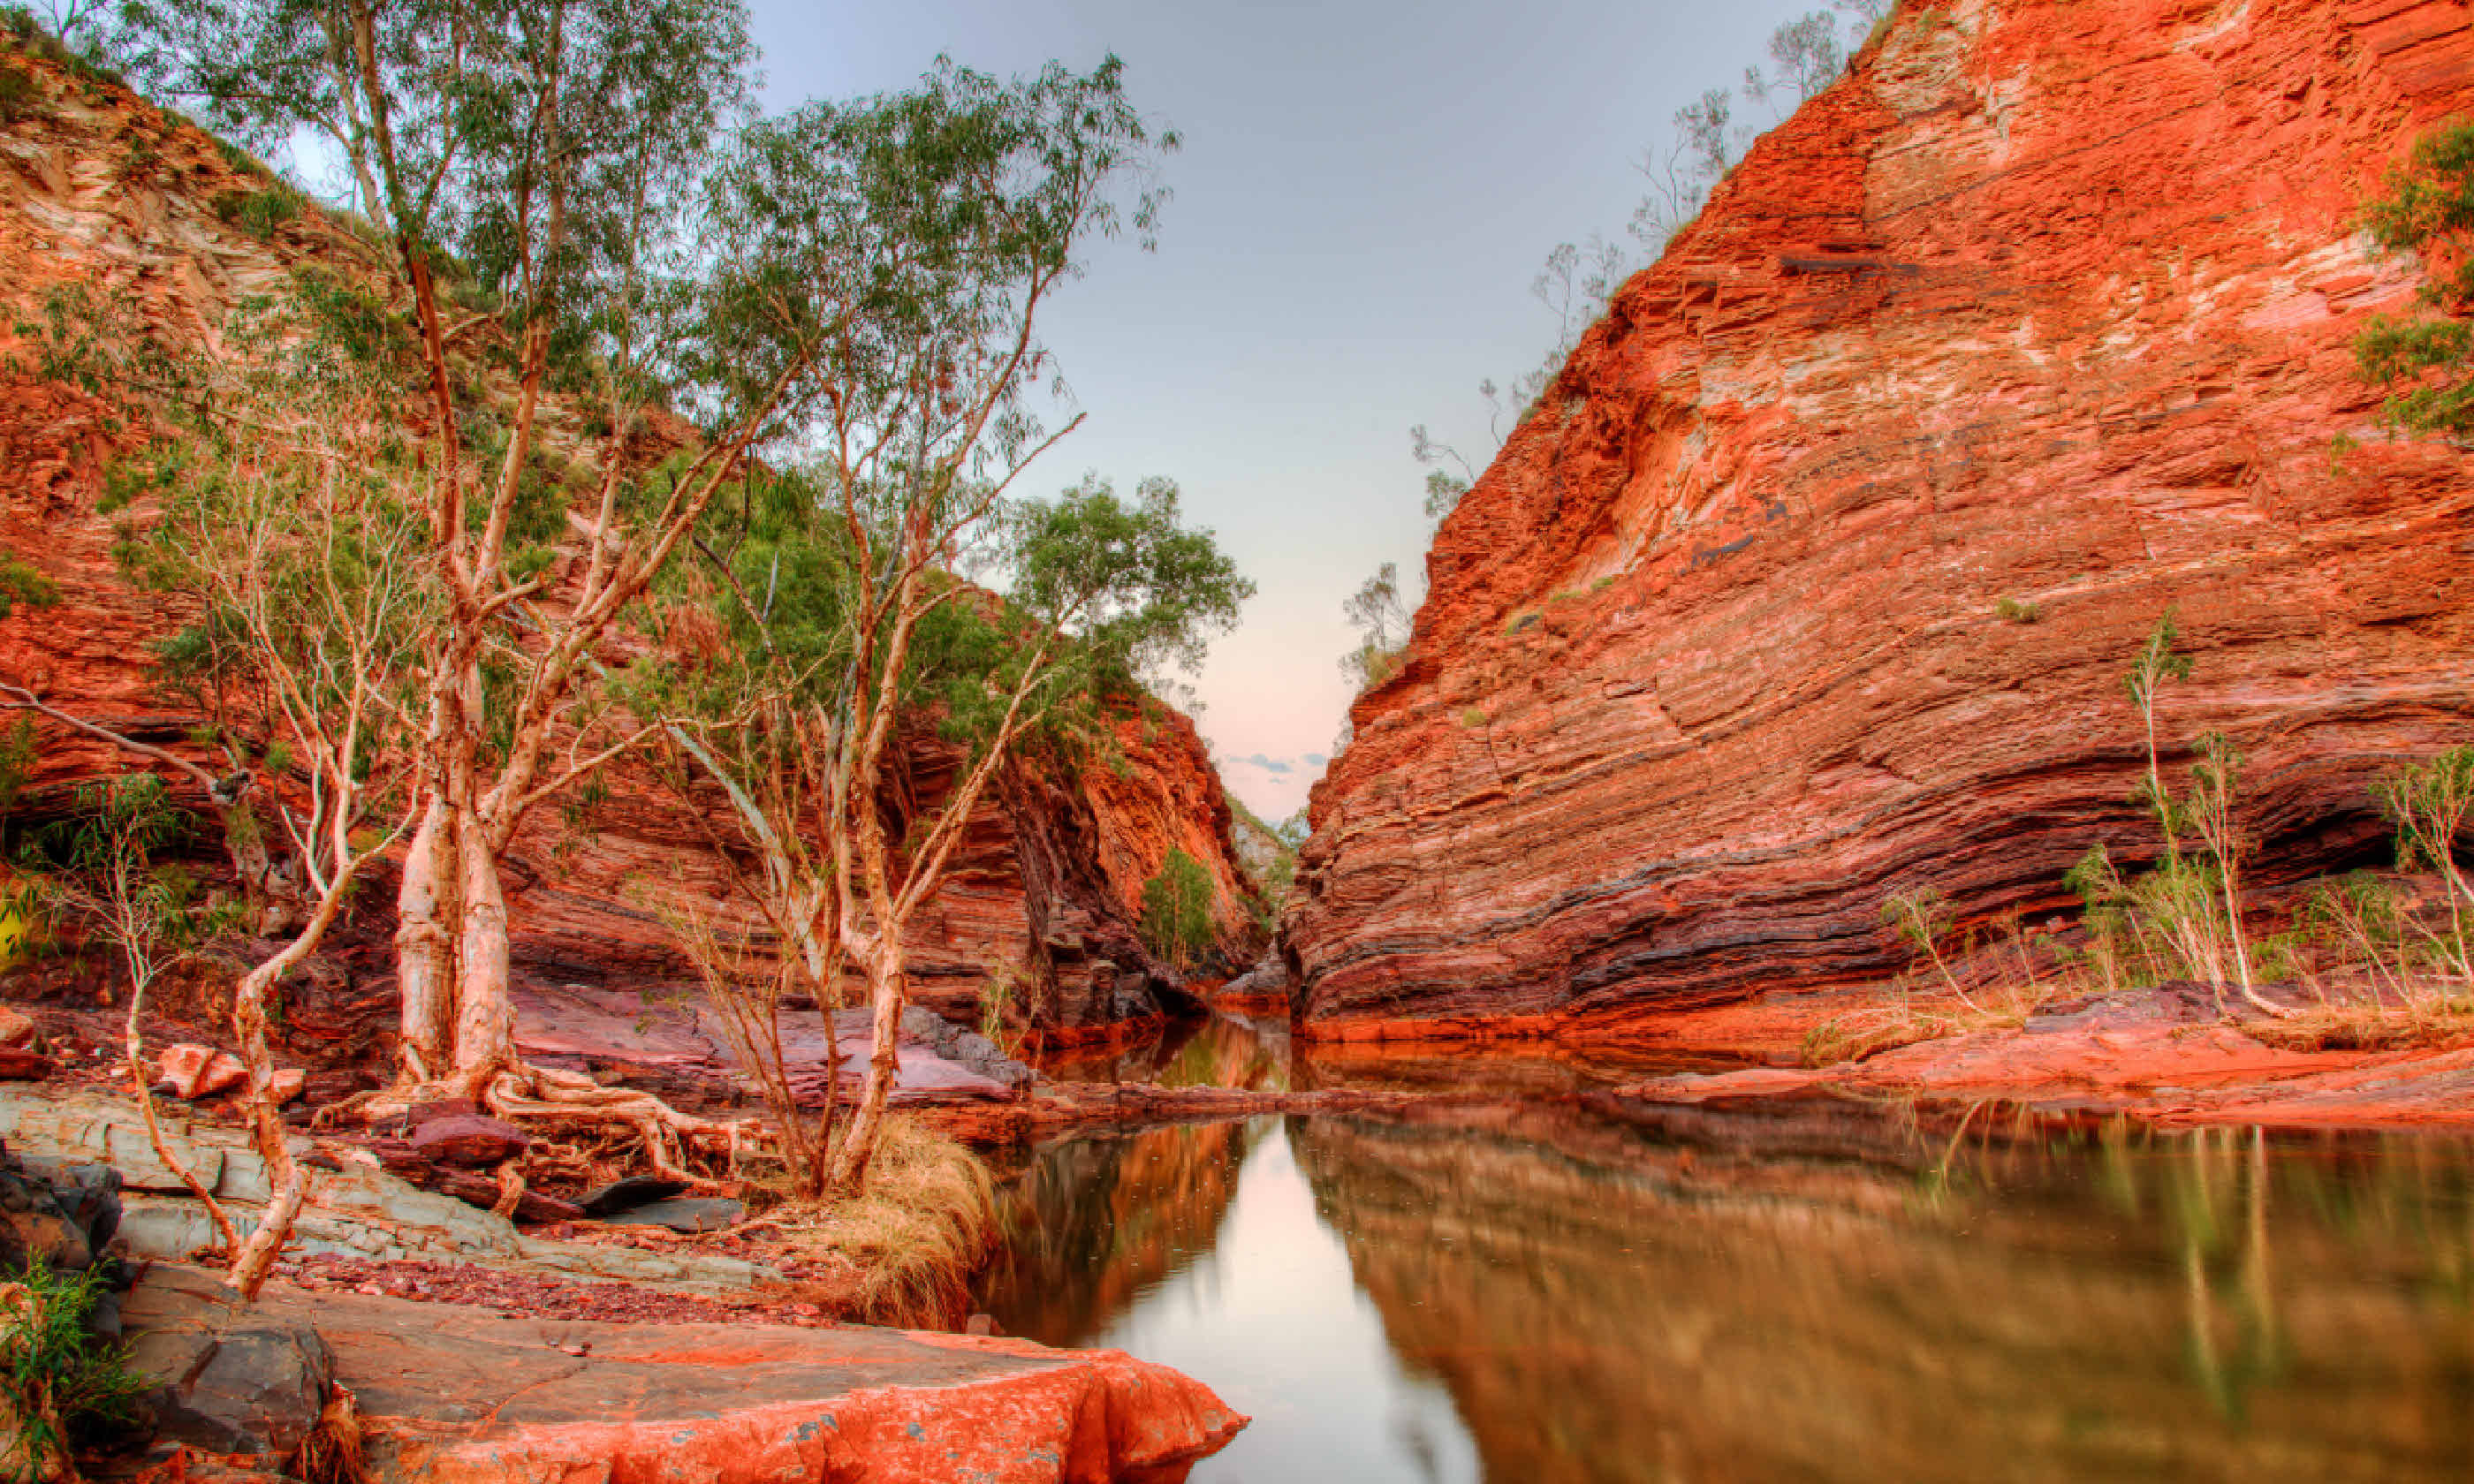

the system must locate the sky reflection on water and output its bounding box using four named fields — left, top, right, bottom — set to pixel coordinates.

left=983, top=1092, right=2474, bottom=1483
